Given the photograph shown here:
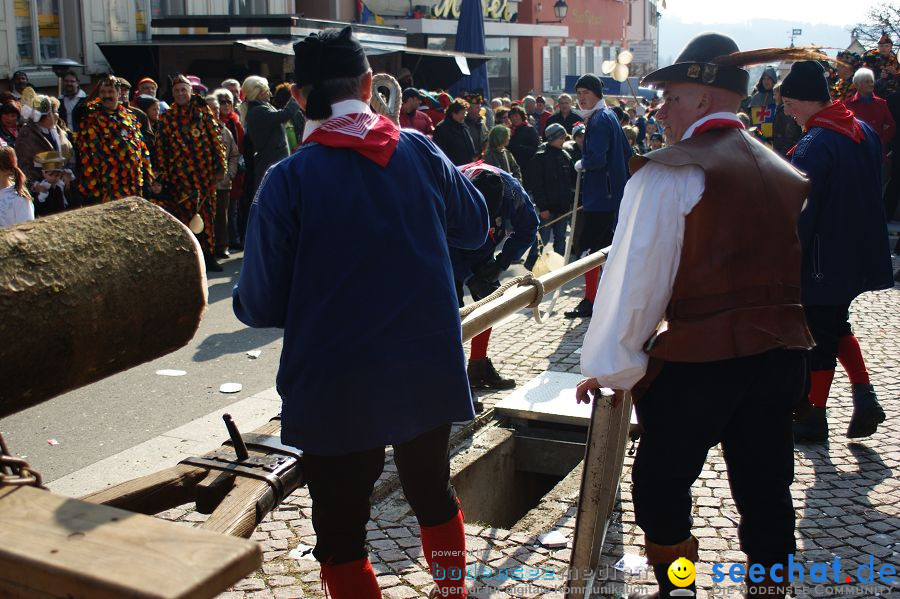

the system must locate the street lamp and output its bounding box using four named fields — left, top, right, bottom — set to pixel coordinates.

left=536, top=0, right=568, bottom=23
